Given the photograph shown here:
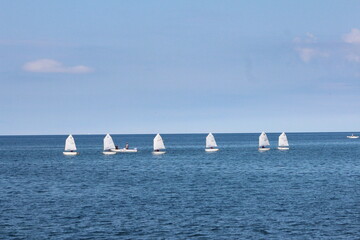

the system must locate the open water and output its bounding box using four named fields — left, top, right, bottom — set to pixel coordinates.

left=0, top=133, right=360, bottom=239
